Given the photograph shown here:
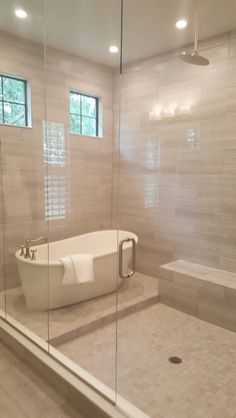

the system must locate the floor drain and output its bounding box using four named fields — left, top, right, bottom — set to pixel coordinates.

left=168, top=356, right=182, bottom=364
